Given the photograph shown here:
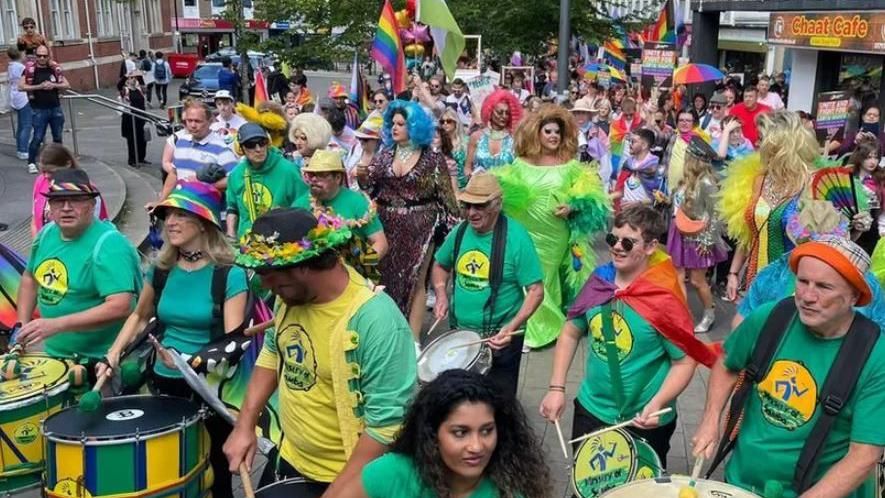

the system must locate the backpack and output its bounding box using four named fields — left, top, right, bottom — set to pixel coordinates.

left=152, top=265, right=233, bottom=340
left=154, top=61, right=167, bottom=81
left=140, top=58, right=152, bottom=72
